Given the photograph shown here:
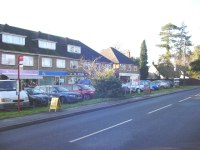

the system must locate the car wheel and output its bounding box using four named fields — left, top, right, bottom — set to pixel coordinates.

left=32, top=100, right=37, bottom=108
left=84, top=94, right=90, bottom=100
left=59, top=96, right=65, bottom=104
left=136, top=88, right=141, bottom=93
